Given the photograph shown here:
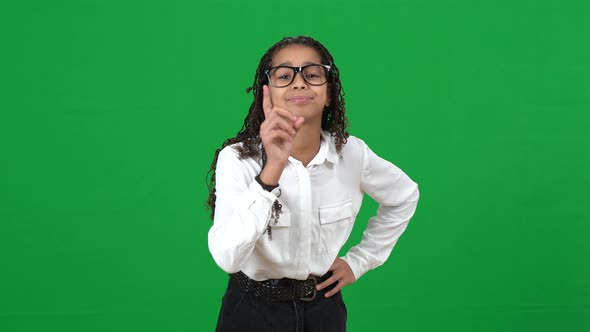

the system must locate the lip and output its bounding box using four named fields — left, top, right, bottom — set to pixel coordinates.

left=287, top=95, right=313, bottom=104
